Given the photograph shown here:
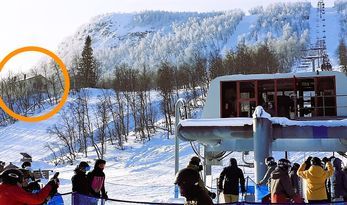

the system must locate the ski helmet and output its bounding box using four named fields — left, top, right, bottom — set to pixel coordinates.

left=278, top=158, right=291, bottom=169
left=311, top=157, right=322, bottom=166
left=0, top=169, right=24, bottom=184
left=265, top=157, right=275, bottom=166
left=174, top=168, right=199, bottom=186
